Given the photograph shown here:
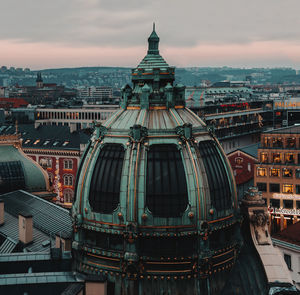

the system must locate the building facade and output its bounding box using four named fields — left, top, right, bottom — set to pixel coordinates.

left=227, top=143, right=258, bottom=200
left=0, top=124, right=89, bottom=206
left=254, top=126, right=300, bottom=233
left=36, top=104, right=119, bottom=131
